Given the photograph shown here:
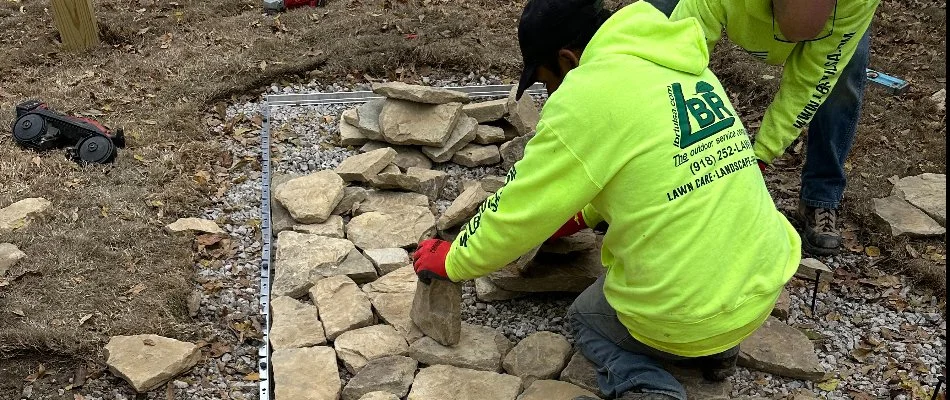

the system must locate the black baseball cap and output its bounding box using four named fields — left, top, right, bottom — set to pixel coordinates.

left=515, top=0, right=611, bottom=100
